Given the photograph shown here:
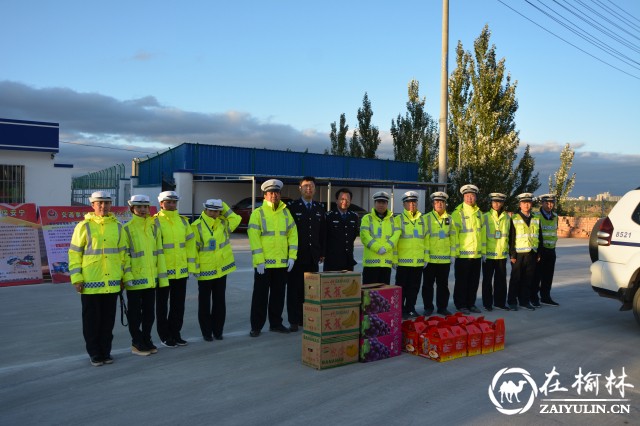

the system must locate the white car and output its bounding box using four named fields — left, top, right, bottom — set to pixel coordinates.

left=589, top=188, right=640, bottom=325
